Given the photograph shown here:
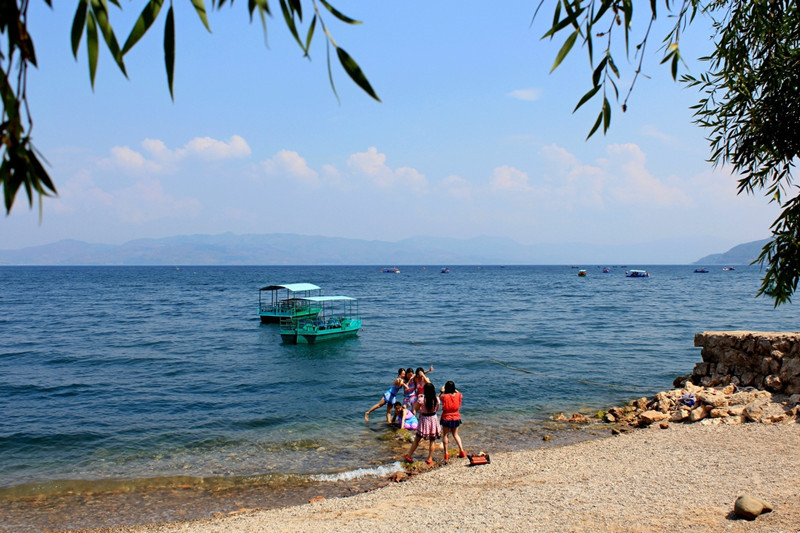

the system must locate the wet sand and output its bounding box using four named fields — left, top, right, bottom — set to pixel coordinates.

left=86, top=422, right=800, bottom=533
